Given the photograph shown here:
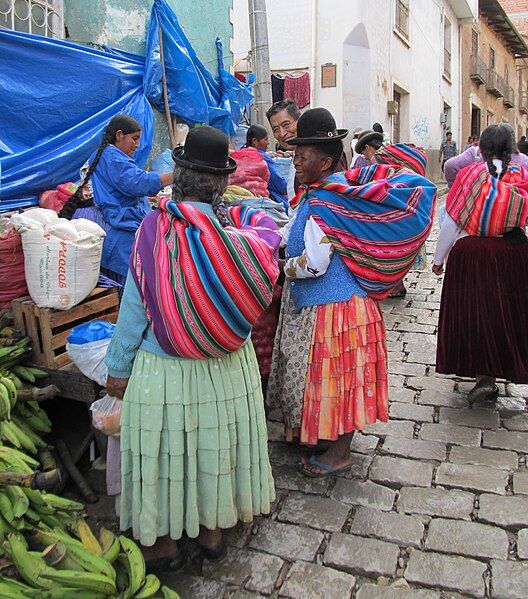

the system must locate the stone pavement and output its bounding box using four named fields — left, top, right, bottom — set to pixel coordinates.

left=164, top=192, right=528, bottom=598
